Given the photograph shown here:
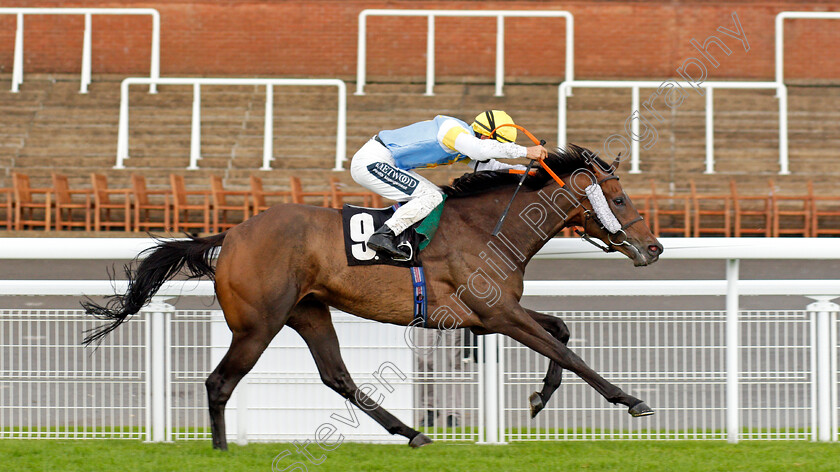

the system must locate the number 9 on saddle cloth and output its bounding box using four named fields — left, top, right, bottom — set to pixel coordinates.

left=341, top=201, right=445, bottom=267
